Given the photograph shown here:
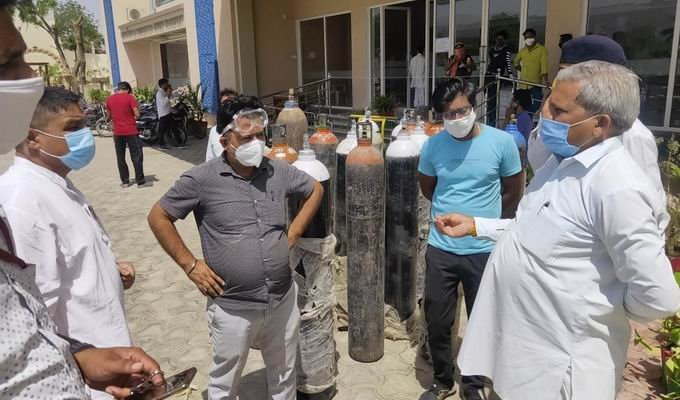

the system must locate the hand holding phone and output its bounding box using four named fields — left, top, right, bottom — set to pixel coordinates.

left=128, top=367, right=197, bottom=400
